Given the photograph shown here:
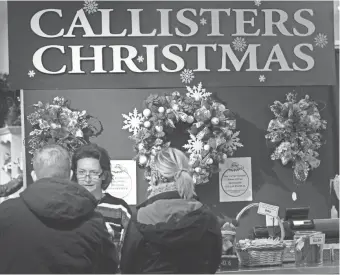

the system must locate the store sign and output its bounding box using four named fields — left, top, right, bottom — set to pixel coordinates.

left=7, top=1, right=336, bottom=89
